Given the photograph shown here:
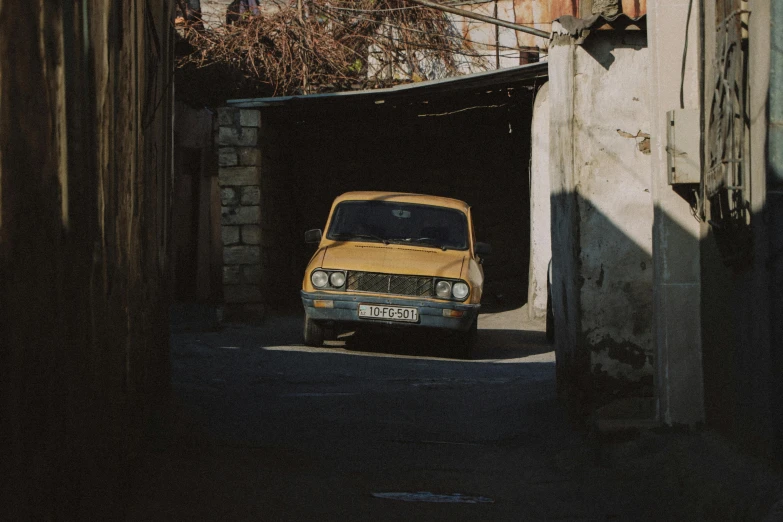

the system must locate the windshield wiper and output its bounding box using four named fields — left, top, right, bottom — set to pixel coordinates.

left=399, top=237, right=448, bottom=251
left=332, top=232, right=389, bottom=245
